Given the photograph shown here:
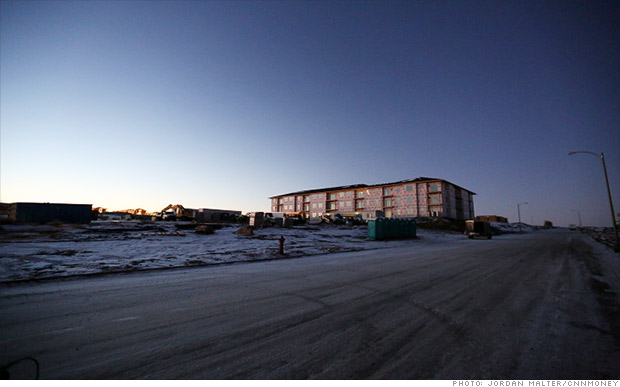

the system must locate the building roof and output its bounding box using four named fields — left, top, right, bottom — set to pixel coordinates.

left=270, top=177, right=476, bottom=198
